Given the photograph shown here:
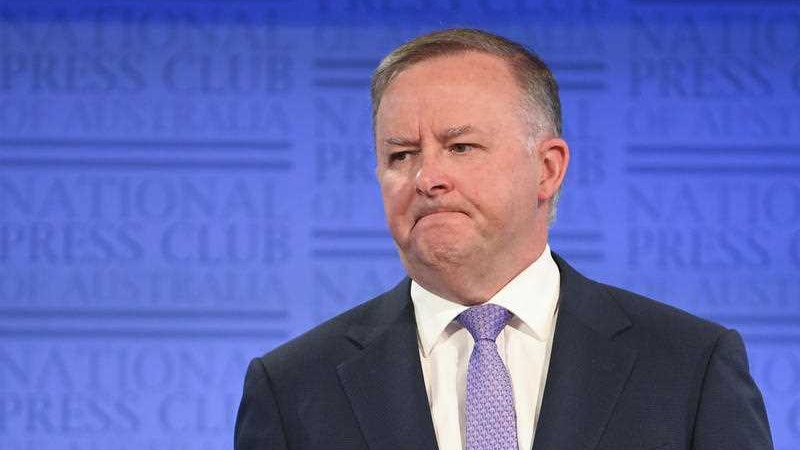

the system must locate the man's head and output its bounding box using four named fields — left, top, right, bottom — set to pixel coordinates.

left=372, top=29, right=569, bottom=304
